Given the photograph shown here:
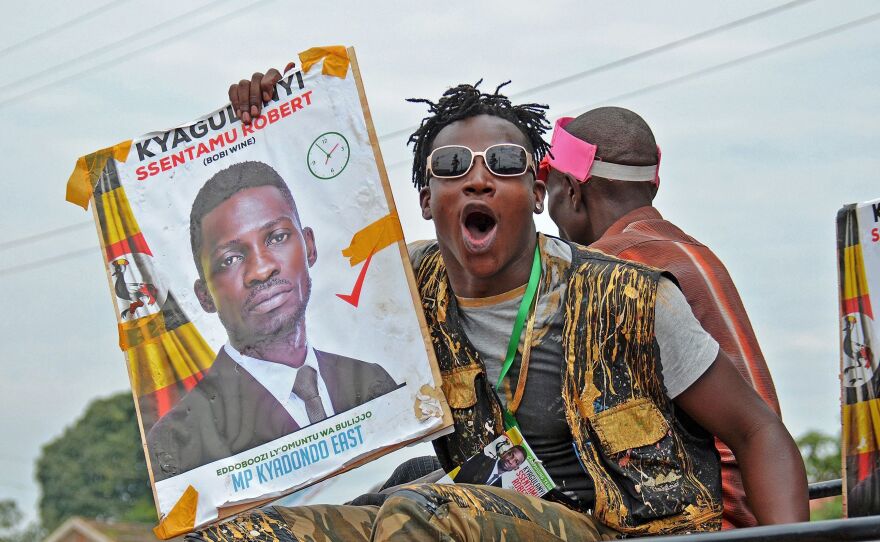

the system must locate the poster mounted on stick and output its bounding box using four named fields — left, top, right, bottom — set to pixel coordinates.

left=837, top=196, right=880, bottom=517
left=65, top=46, right=452, bottom=538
